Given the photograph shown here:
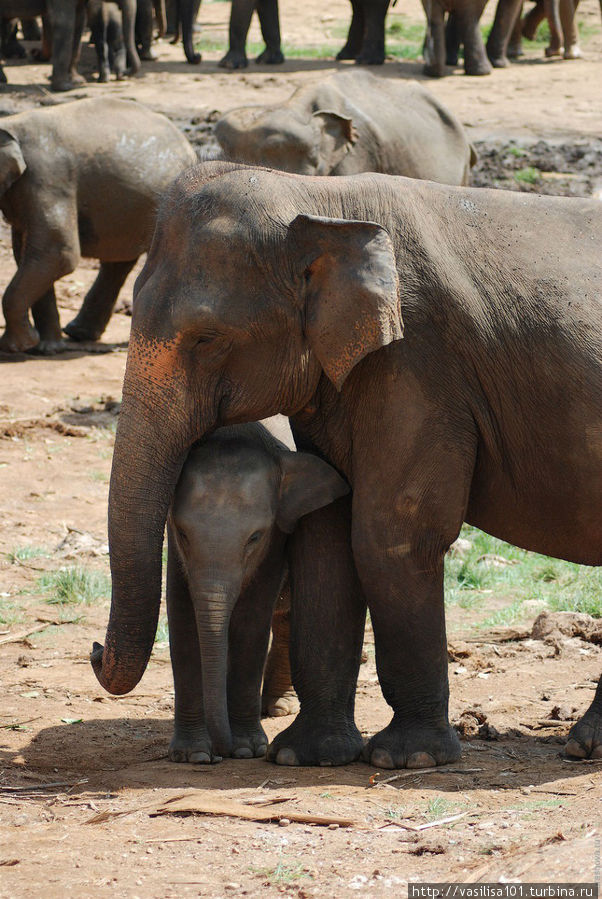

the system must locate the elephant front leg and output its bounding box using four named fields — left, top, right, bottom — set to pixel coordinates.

left=423, top=2, right=447, bottom=76
left=566, top=676, right=602, bottom=759
left=227, top=560, right=283, bottom=758
left=219, top=0, right=254, bottom=68
left=64, top=259, right=137, bottom=342
left=336, top=0, right=364, bottom=59
left=46, top=0, right=84, bottom=90
left=457, top=2, right=492, bottom=75
left=267, top=496, right=366, bottom=767
left=486, top=0, right=523, bottom=66
left=355, top=0, right=389, bottom=64
left=166, top=532, right=215, bottom=763
left=255, top=0, right=284, bottom=63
